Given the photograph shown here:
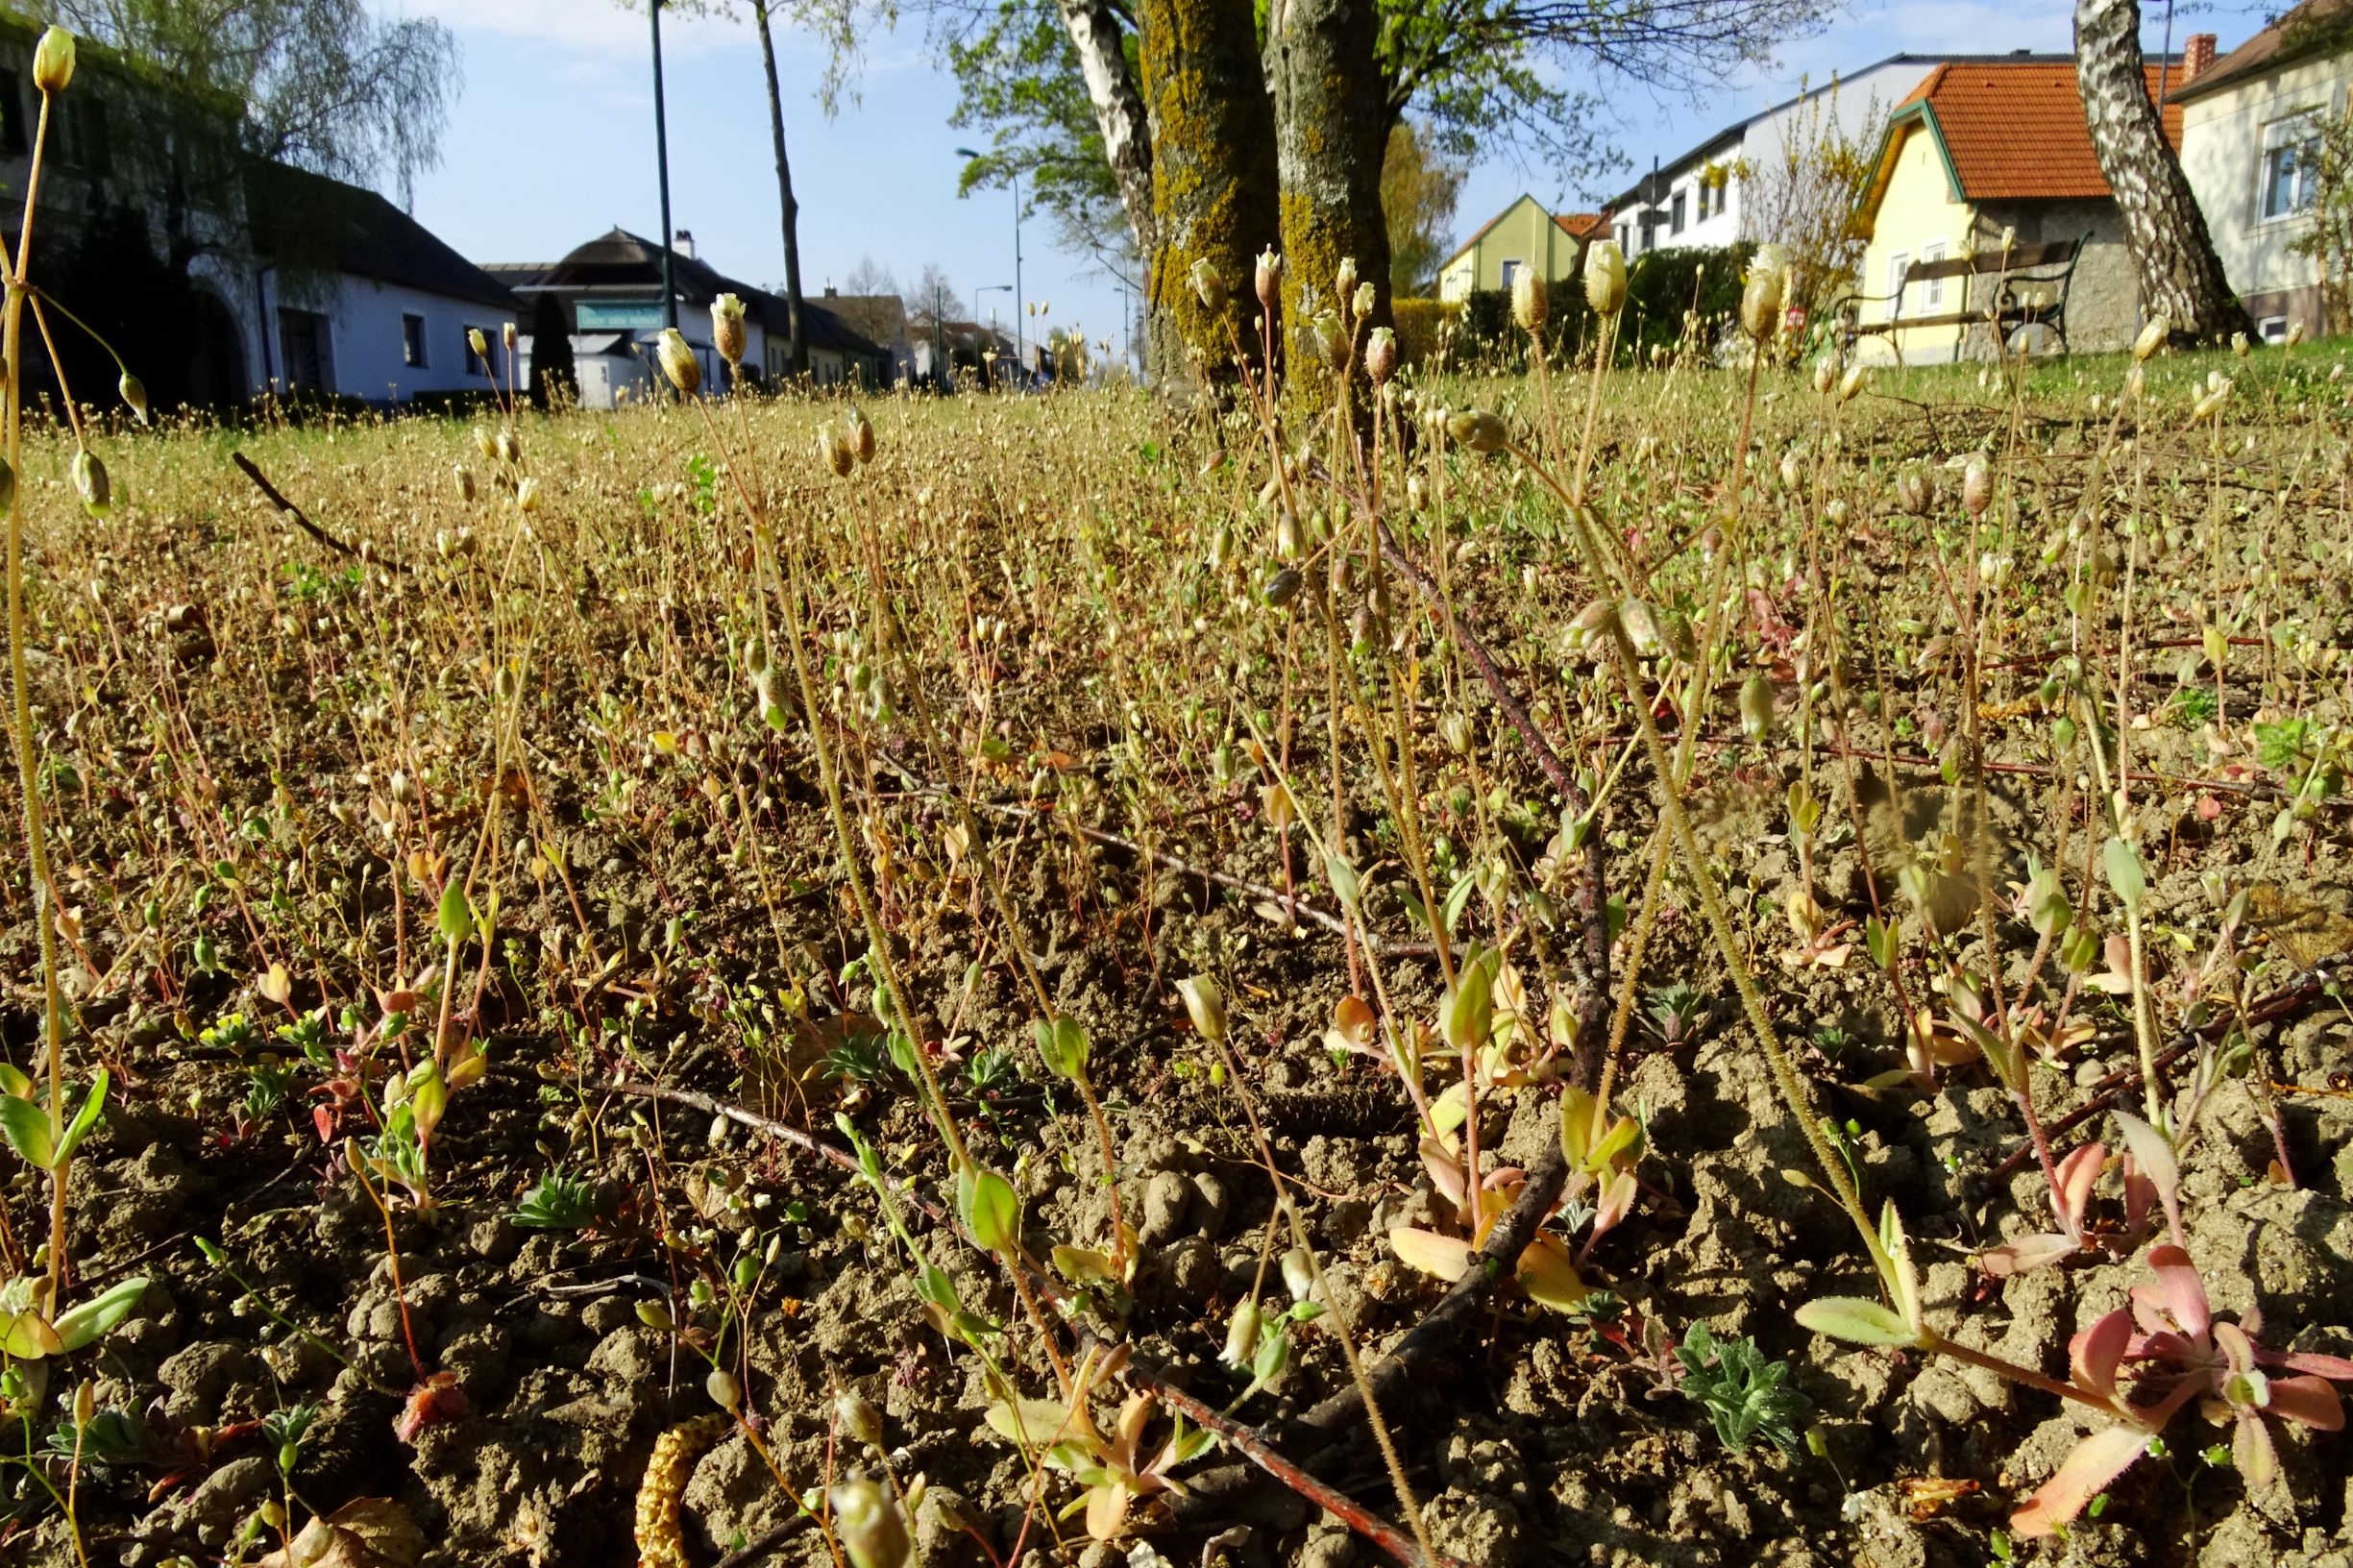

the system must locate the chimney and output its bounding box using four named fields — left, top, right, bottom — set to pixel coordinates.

left=674, top=229, right=696, bottom=259
left=824, top=285, right=838, bottom=297
left=2183, top=33, right=2217, bottom=83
